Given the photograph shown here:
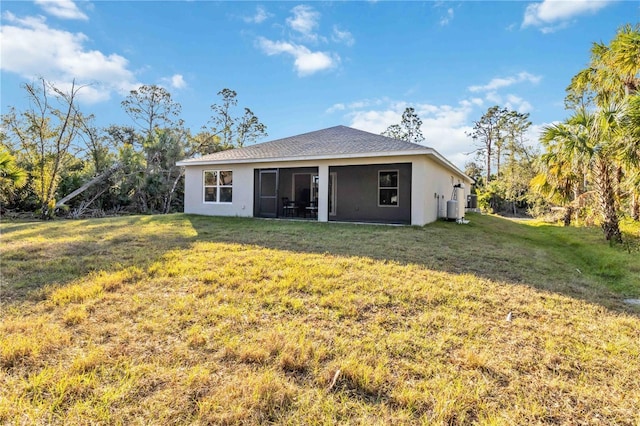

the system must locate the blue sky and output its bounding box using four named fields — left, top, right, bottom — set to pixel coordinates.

left=1, top=0, right=638, bottom=168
